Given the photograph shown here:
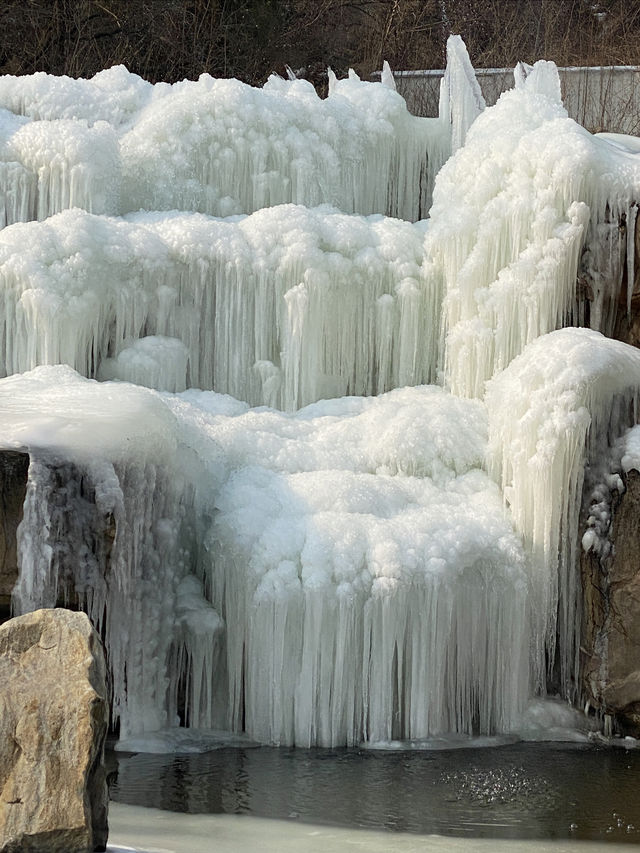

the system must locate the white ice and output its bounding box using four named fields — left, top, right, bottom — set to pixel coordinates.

left=0, top=64, right=451, bottom=222
left=486, top=328, right=640, bottom=697
left=107, top=804, right=634, bottom=853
